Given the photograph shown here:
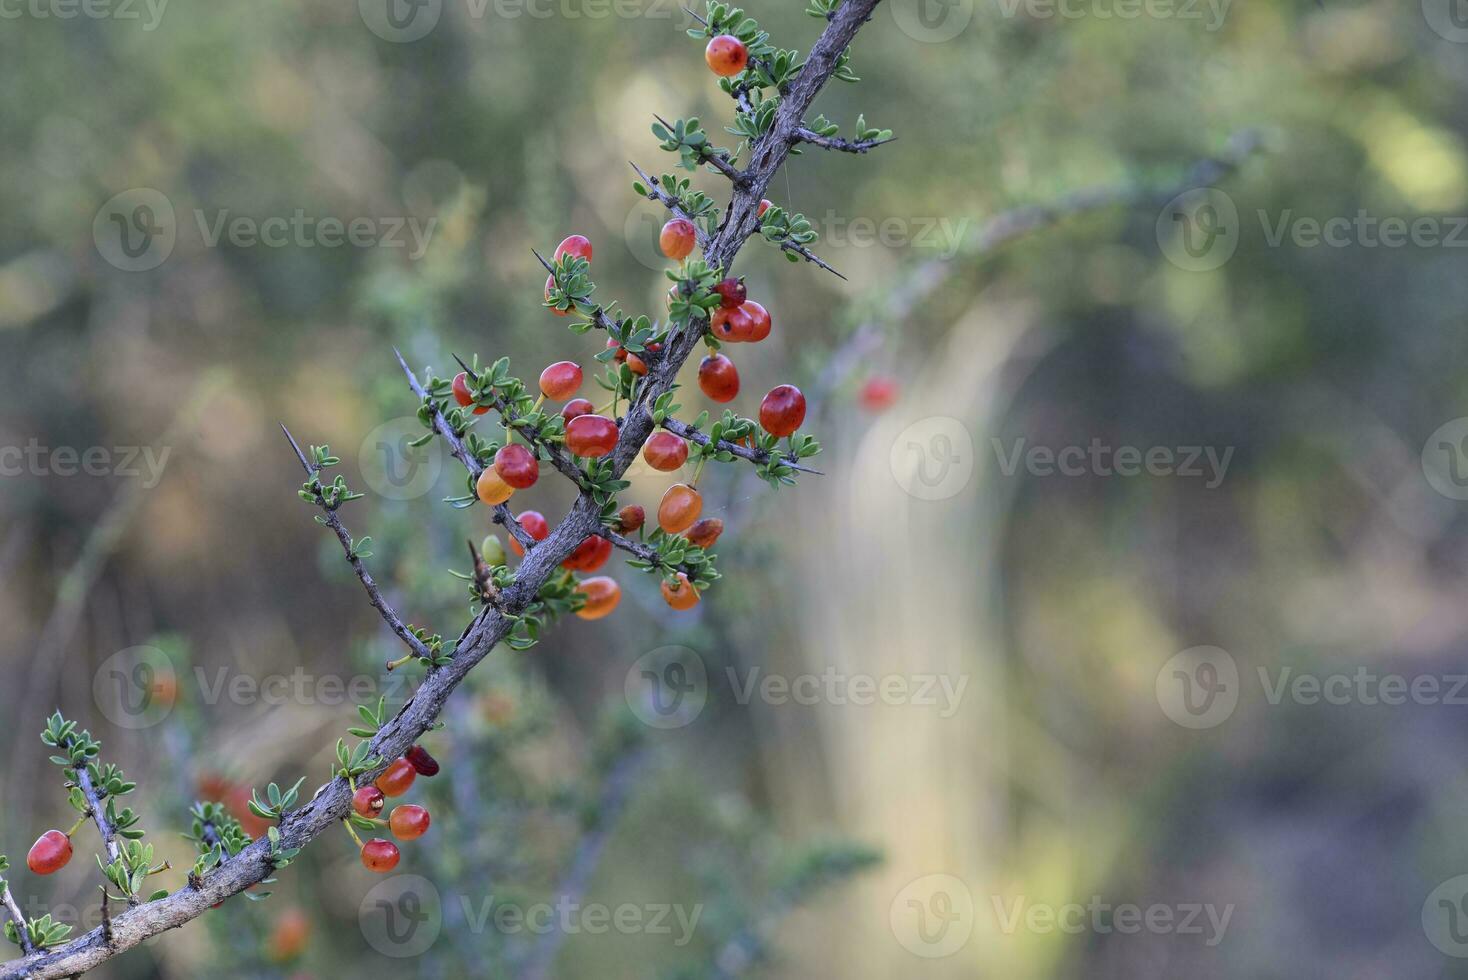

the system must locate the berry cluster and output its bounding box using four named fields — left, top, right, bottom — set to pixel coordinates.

left=350, top=744, right=438, bottom=872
